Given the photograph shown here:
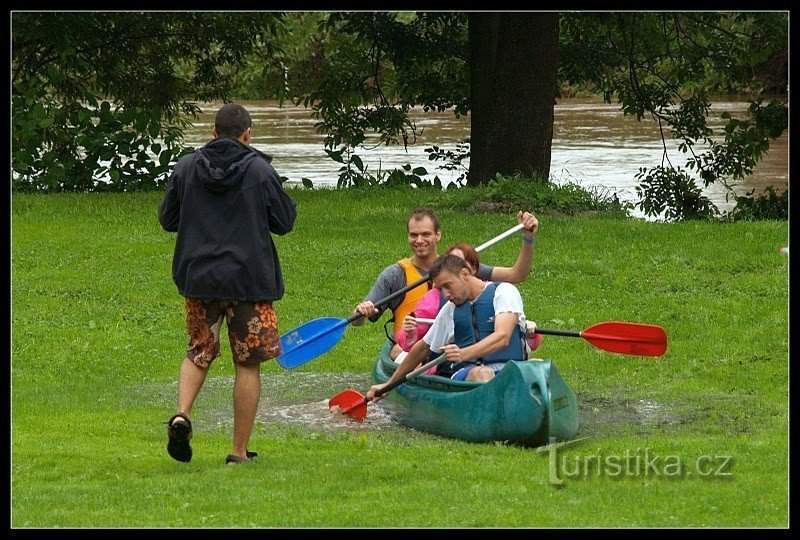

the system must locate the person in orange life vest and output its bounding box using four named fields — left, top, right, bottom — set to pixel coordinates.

left=396, top=242, right=543, bottom=377
left=367, top=254, right=530, bottom=401
left=352, top=209, right=539, bottom=361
